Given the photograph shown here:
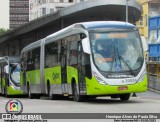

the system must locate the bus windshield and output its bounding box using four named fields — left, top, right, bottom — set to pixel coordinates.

left=89, top=30, right=144, bottom=74
left=10, top=63, right=20, bottom=86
